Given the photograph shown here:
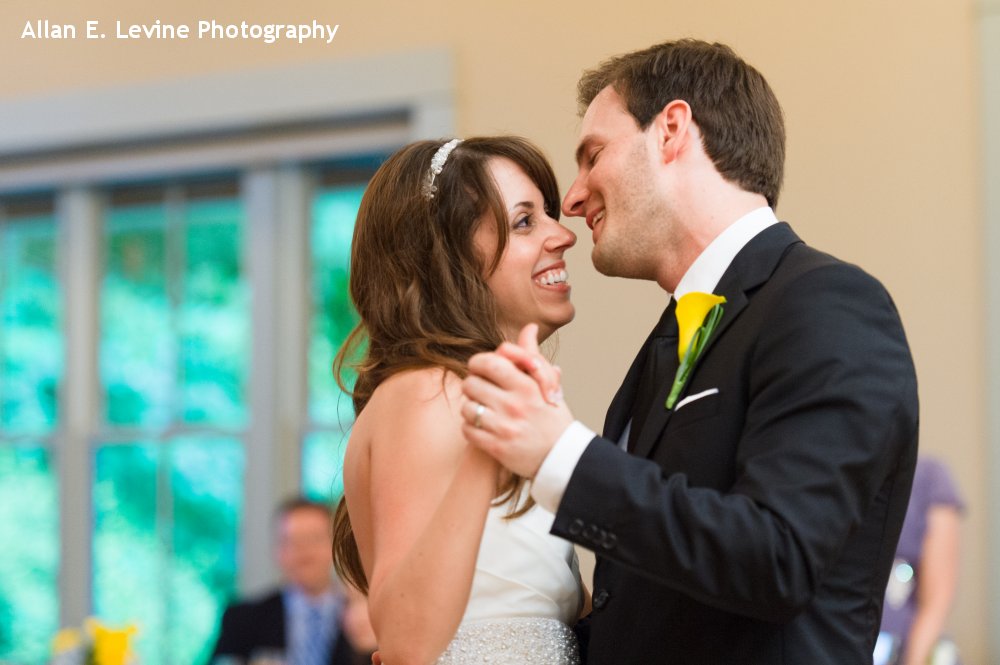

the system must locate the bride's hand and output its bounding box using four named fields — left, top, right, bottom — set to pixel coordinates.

left=495, top=324, right=563, bottom=406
